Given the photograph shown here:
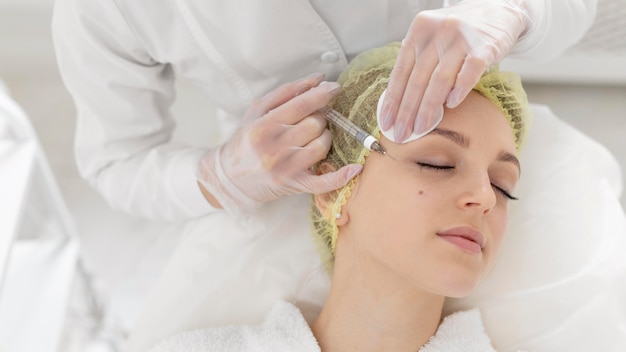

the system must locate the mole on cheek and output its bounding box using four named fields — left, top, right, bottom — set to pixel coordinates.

left=418, top=190, right=425, bottom=196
